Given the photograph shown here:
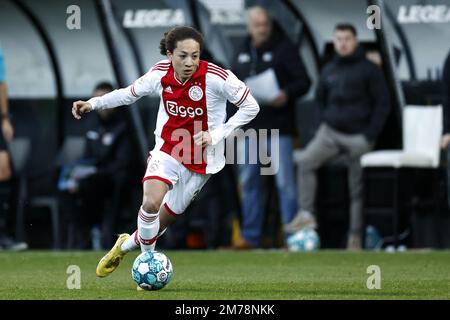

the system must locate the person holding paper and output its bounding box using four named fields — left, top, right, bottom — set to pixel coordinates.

left=231, top=6, right=311, bottom=249
left=285, top=24, right=390, bottom=250
left=440, top=50, right=450, bottom=208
